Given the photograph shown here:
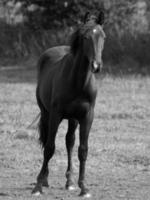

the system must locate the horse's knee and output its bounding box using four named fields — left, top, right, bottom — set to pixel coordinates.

left=78, top=145, right=88, bottom=161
